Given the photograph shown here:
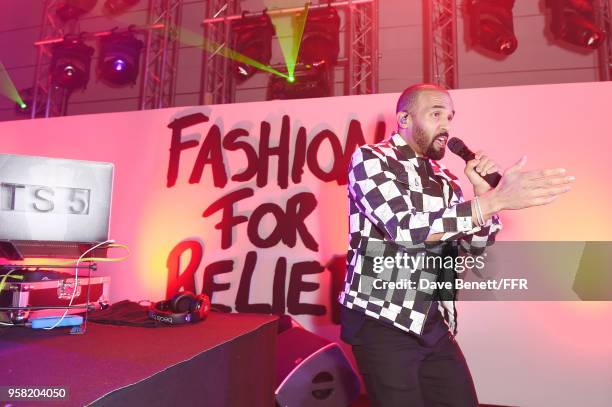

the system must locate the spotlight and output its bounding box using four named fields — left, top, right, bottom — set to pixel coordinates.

left=113, top=59, right=126, bottom=71
left=298, top=6, right=340, bottom=67
left=231, top=12, right=275, bottom=82
left=50, top=38, right=95, bottom=90
left=15, top=87, right=47, bottom=117
left=467, top=0, right=518, bottom=56
left=15, top=99, right=29, bottom=115
left=104, top=0, right=139, bottom=15
left=267, top=65, right=332, bottom=100
left=545, top=0, right=605, bottom=49
left=56, top=0, right=97, bottom=21
left=98, top=31, right=144, bottom=86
